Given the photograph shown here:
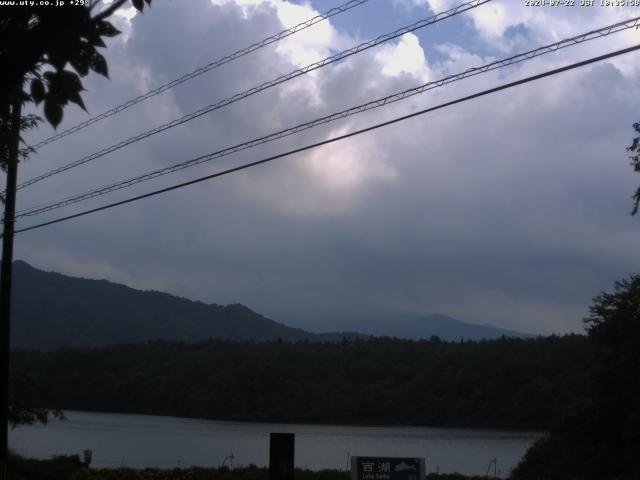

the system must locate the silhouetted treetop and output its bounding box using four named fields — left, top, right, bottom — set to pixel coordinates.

left=0, top=0, right=151, bottom=134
